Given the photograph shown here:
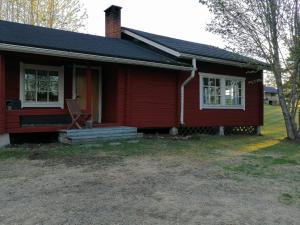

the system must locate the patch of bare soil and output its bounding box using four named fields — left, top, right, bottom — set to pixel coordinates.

left=0, top=156, right=299, bottom=225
